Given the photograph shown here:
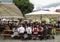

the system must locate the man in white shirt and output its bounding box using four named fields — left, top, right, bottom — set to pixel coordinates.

left=26, top=26, right=32, bottom=34
left=17, top=25, right=25, bottom=33
left=17, top=26, right=25, bottom=33
left=17, top=25, right=25, bottom=39
left=26, top=25, right=32, bottom=39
